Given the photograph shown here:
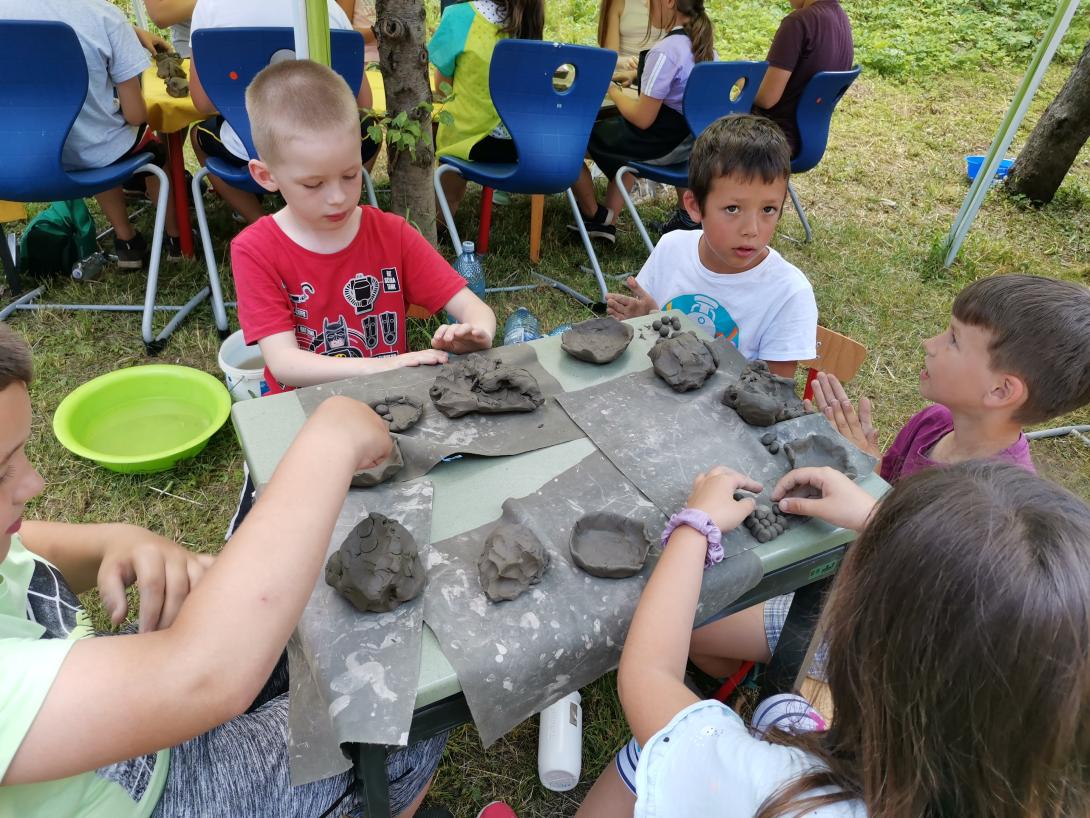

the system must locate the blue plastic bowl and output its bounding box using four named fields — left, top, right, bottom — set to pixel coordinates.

left=966, top=155, right=1014, bottom=182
